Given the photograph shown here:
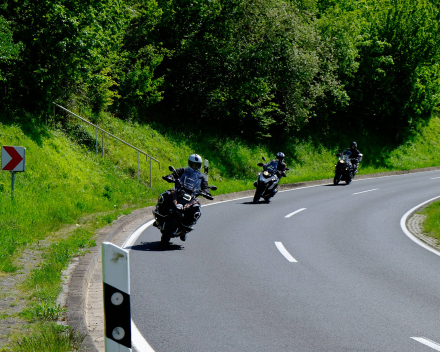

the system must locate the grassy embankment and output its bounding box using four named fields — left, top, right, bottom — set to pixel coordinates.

left=420, top=201, right=440, bottom=242
left=0, top=112, right=440, bottom=350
